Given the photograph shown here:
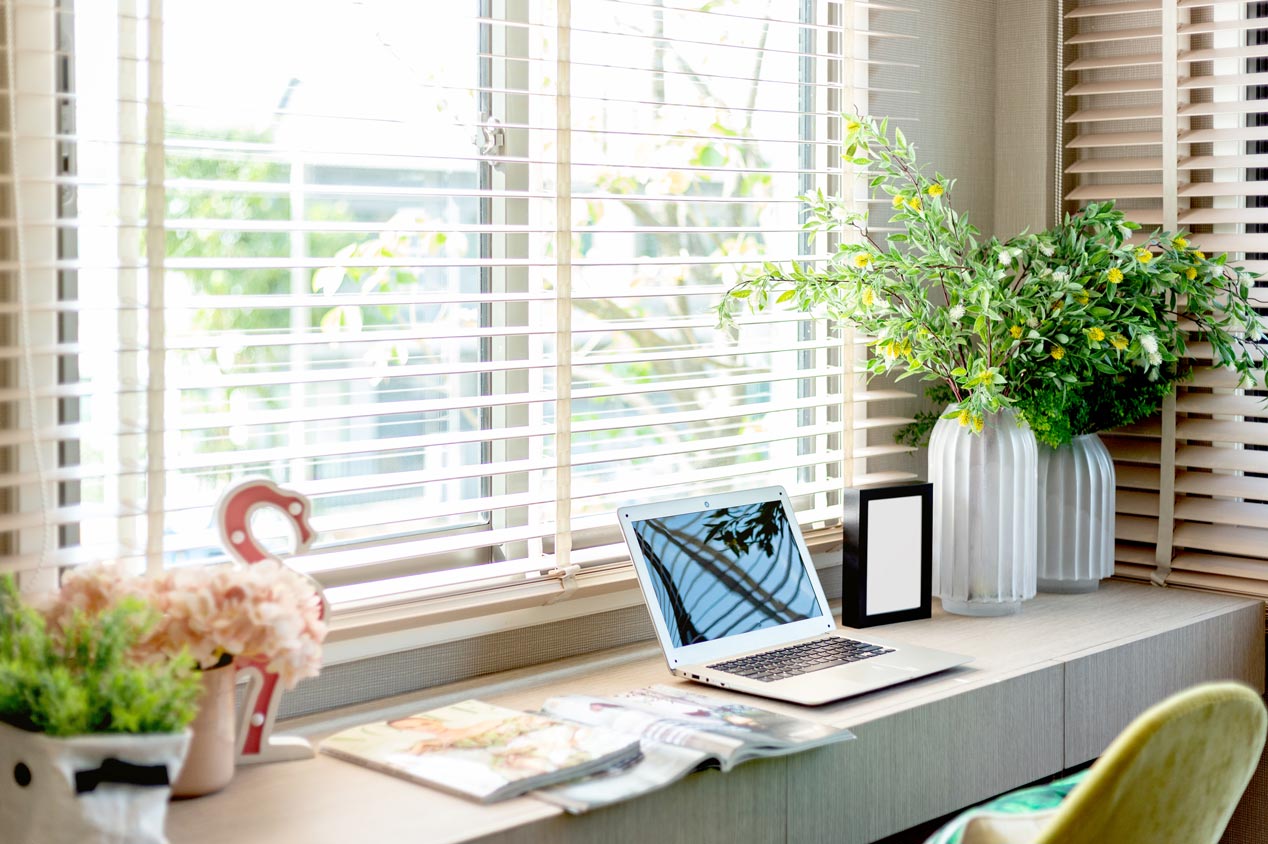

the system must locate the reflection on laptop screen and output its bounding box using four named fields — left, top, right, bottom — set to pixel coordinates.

left=630, top=500, right=822, bottom=648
